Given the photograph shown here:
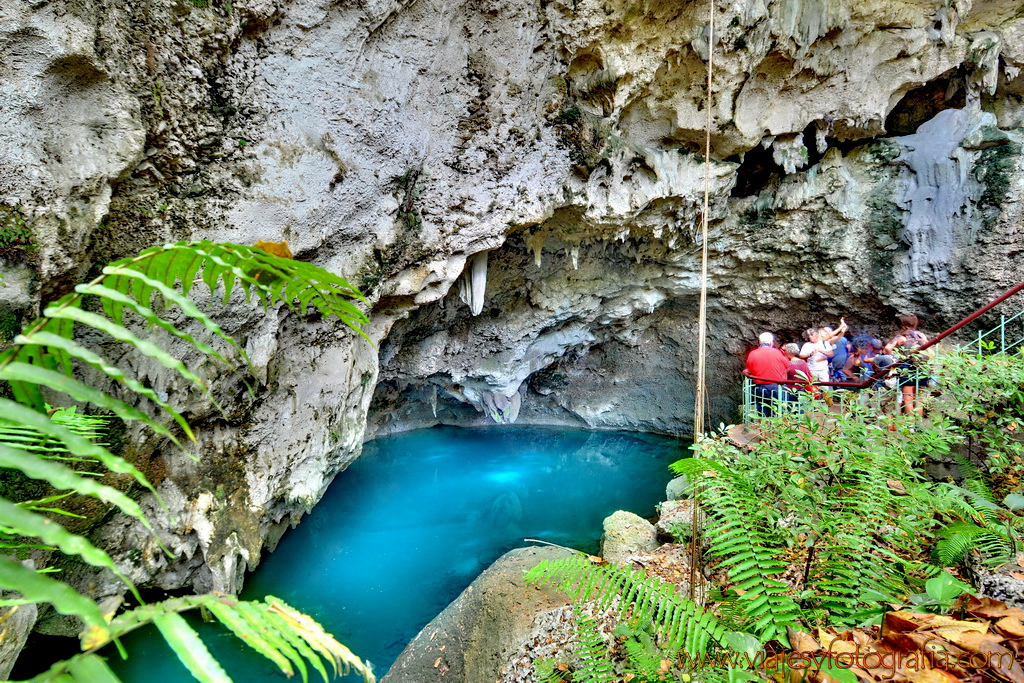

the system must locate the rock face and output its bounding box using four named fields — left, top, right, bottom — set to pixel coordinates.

left=382, top=546, right=573, bottom=683
left=1, top=0, right=1024, bottom=602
